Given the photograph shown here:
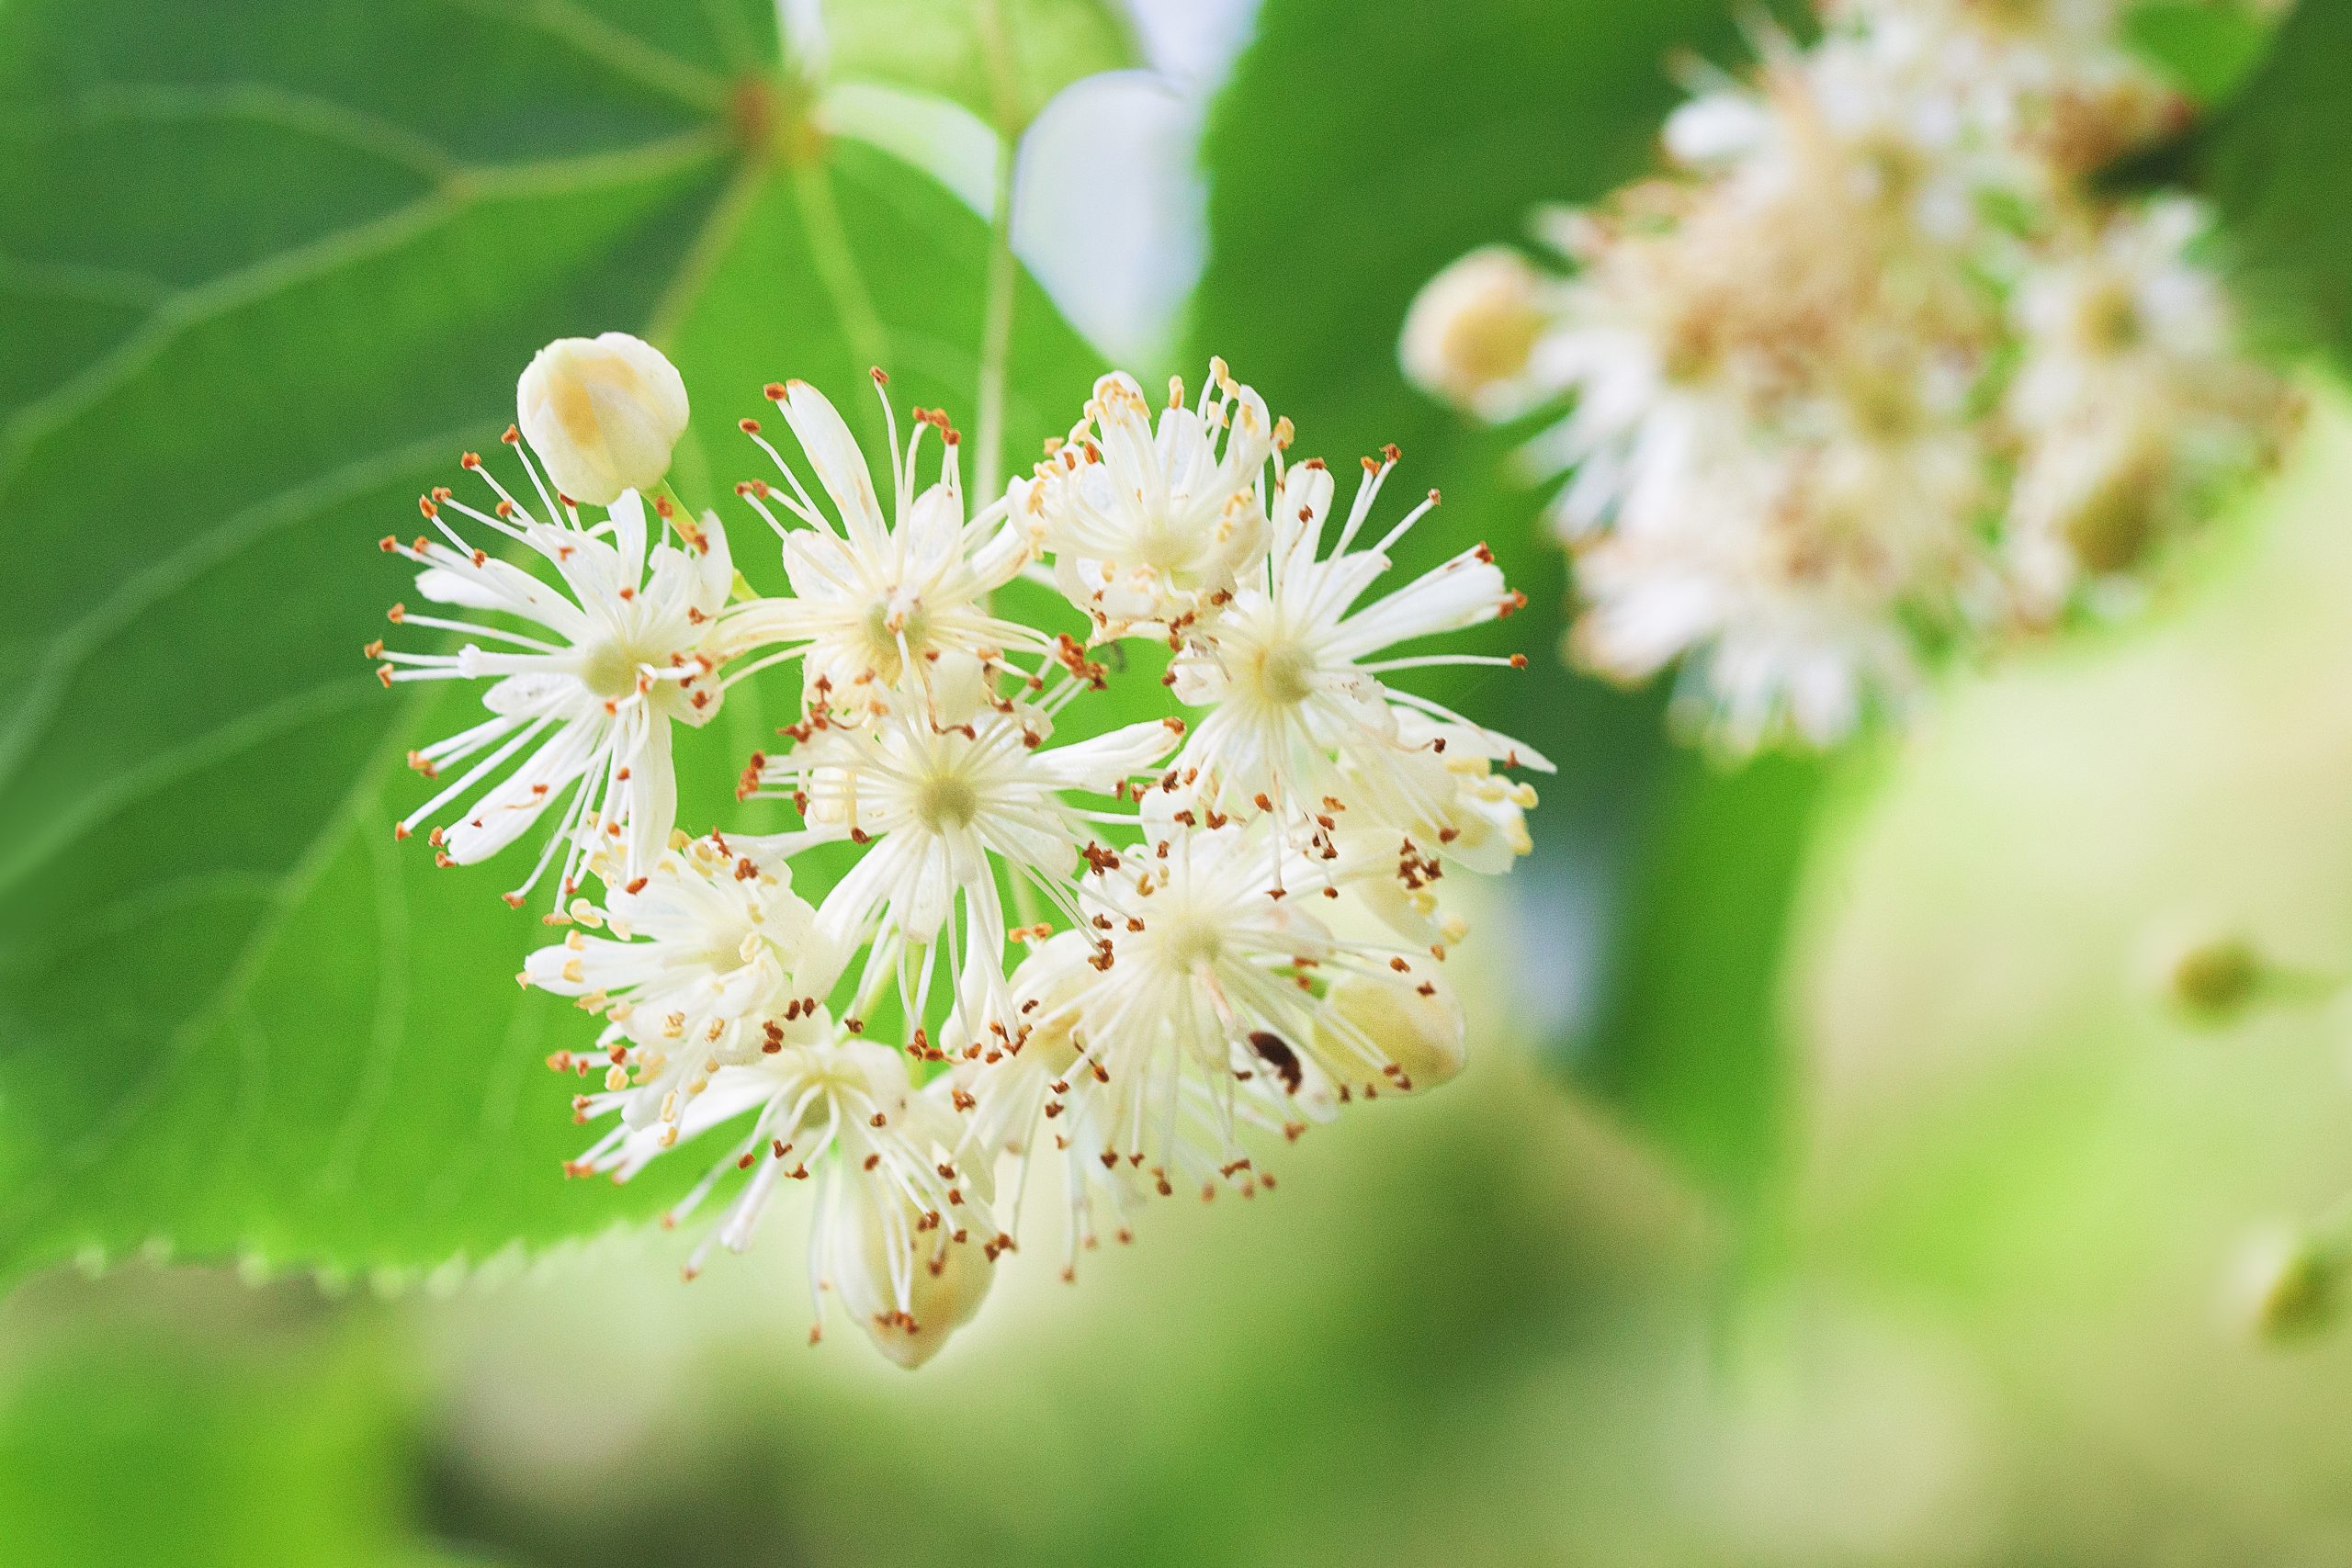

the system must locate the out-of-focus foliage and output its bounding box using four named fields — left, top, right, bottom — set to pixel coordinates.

left=2199, top=0, right=2352, bottom=367
left=819, top=0, right=1141, bottom=130
left=0, top=1275, right=466, bottom=1568
left=0, top=0, right=1103, bottom=1283
left=1189, top=0, right=1822, bottom=1212
left=2127, top=0, right=2275, bottom=102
